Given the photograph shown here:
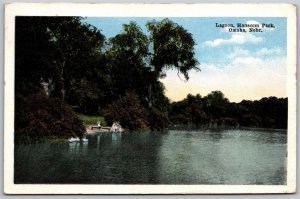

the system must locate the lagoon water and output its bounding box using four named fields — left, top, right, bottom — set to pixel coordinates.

left=14, top=129, right=287, bottom=184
